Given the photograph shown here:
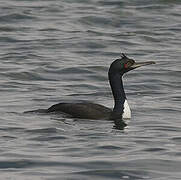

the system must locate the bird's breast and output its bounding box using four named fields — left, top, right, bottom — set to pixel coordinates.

left=122, top=99, right=131, bottom=119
